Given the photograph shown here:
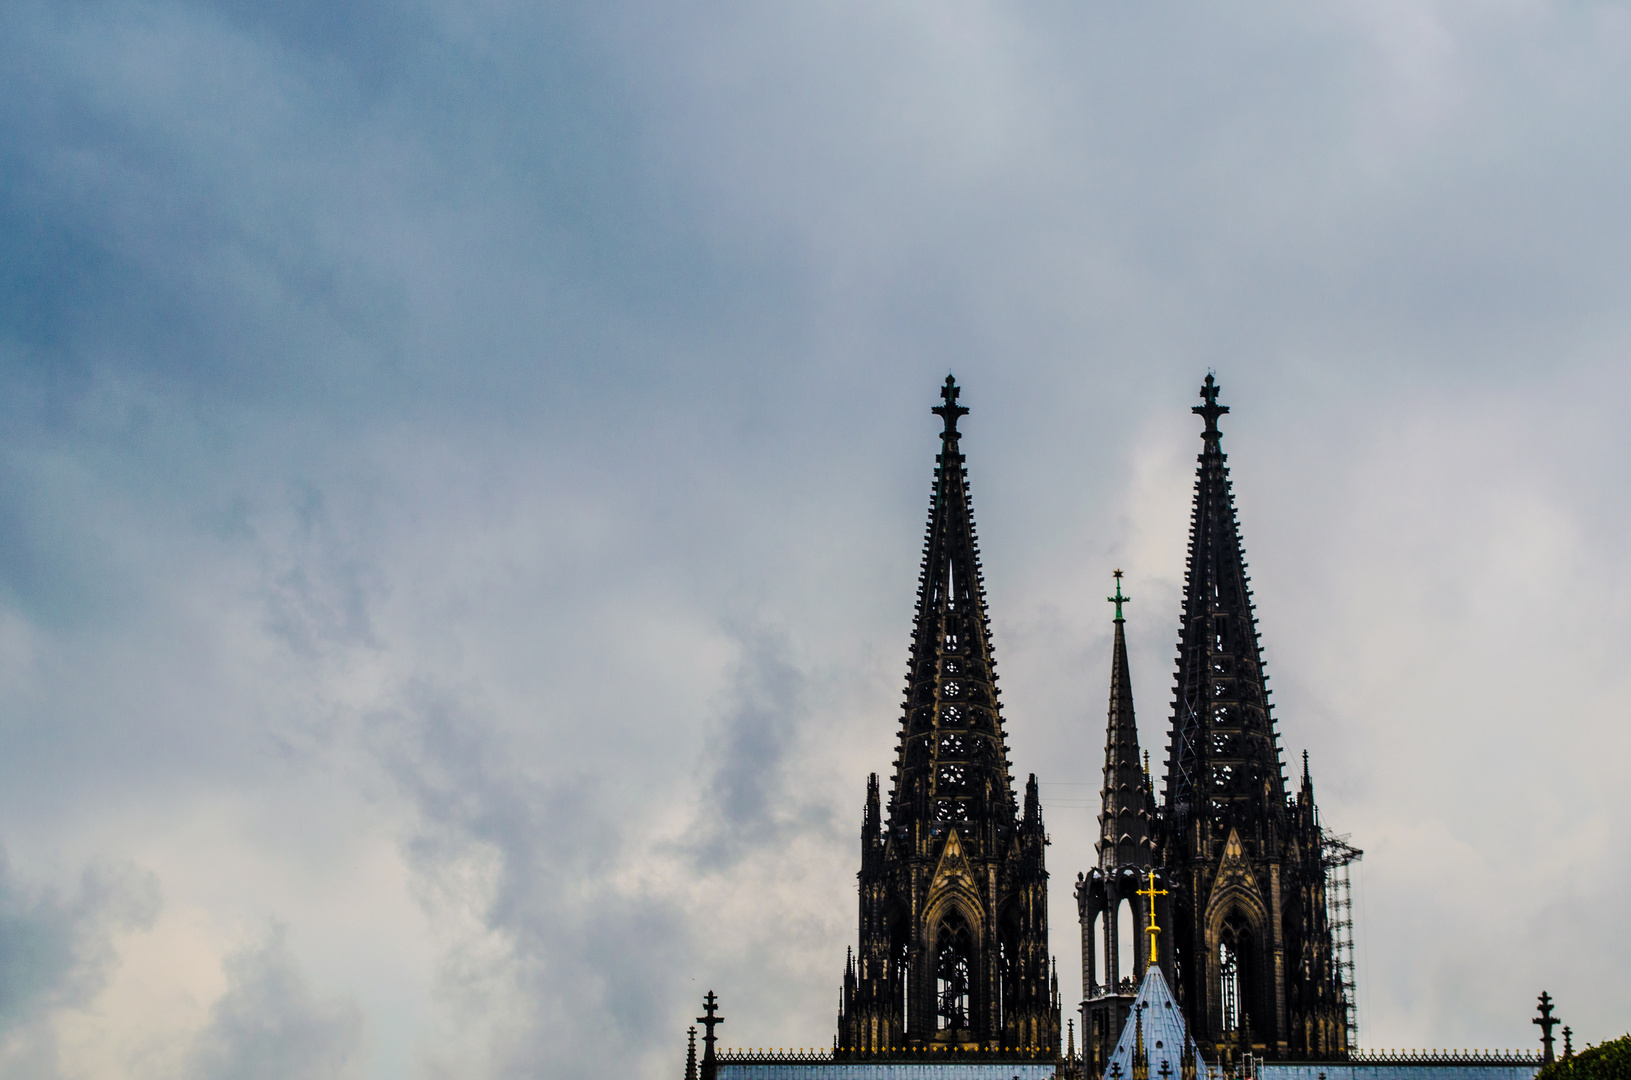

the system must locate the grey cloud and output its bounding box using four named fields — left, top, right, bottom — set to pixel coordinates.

left=367, top=683, right=693, bottom=1078
left=0, top=855, right=159, bottom=1028
left=261, top=481, right=387, bottom=657
left=688, top=625, right=831, bottom=871
left=181, top=925, right=363, bottom=1080
left=0, top=852, right=159, bottom=1078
